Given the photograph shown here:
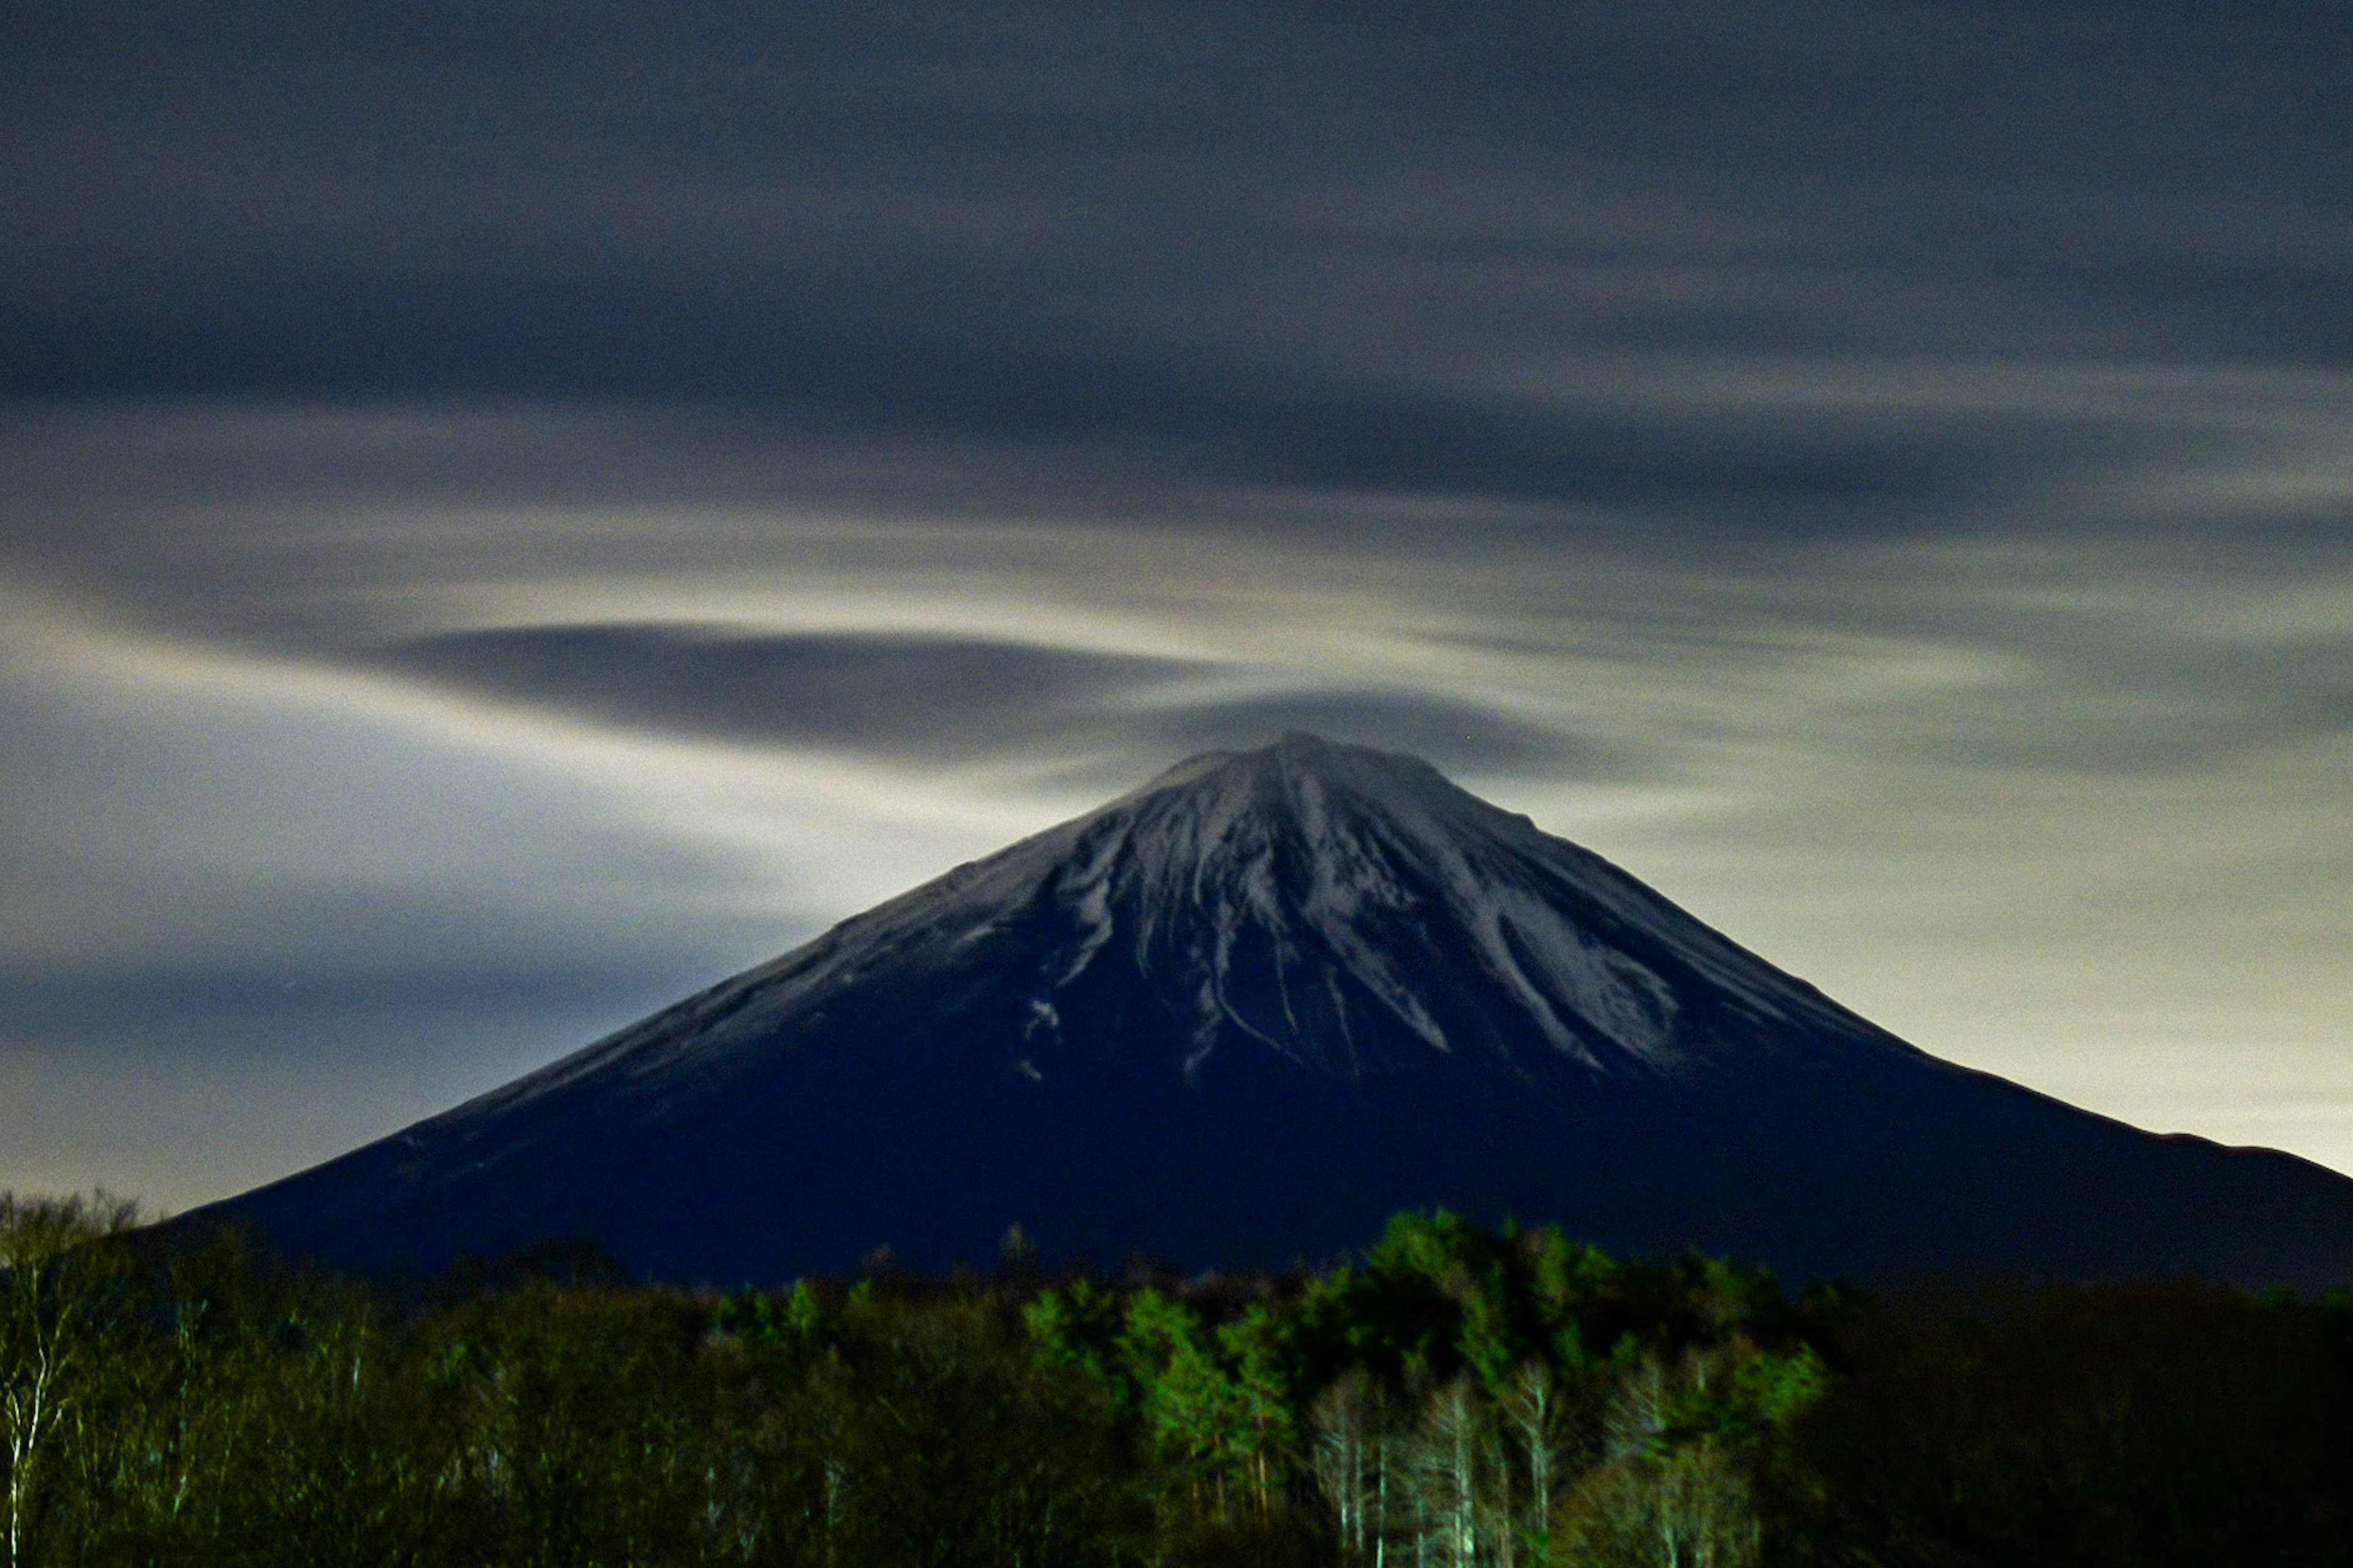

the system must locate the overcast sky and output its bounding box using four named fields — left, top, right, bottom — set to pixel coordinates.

left=6, top=0, right=2352, bottom=1210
